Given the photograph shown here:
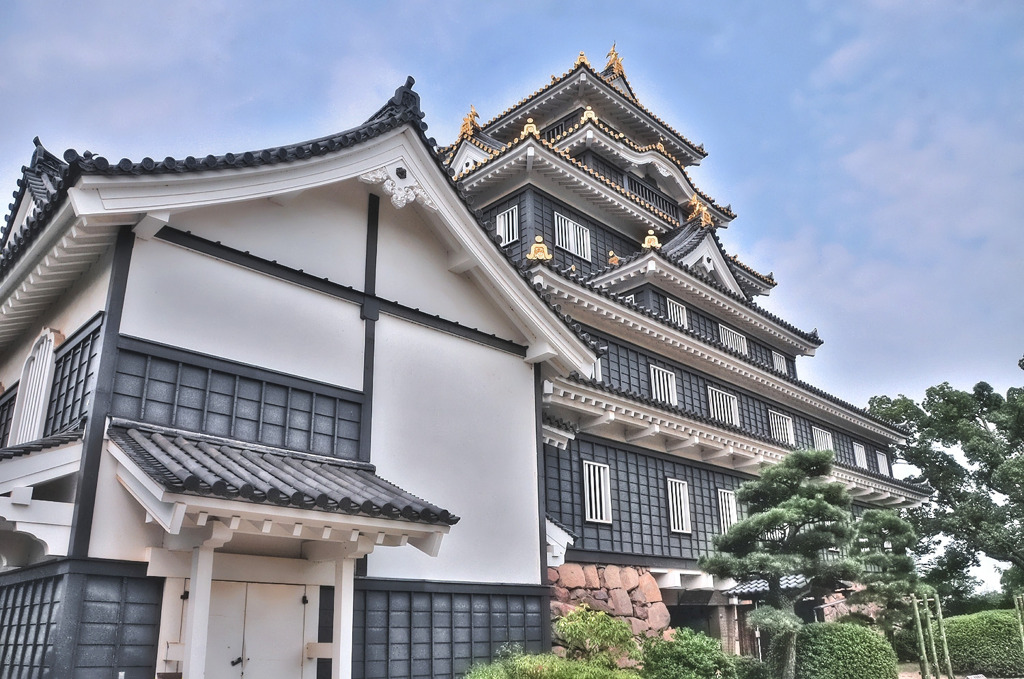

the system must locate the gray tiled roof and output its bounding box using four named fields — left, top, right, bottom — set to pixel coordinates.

left=106, top=421, right=459, bottom=526
left=0, top=424, right=85, bottom=461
